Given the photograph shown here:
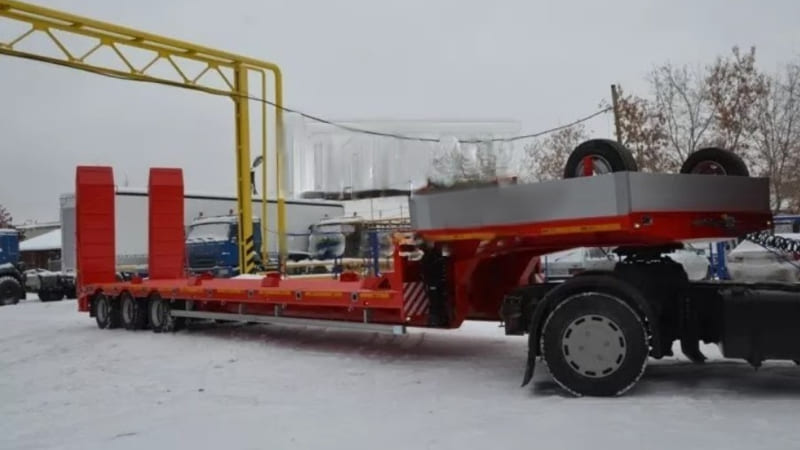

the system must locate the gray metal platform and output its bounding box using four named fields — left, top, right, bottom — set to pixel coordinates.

left=409, top=173, right=770, bottom=231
